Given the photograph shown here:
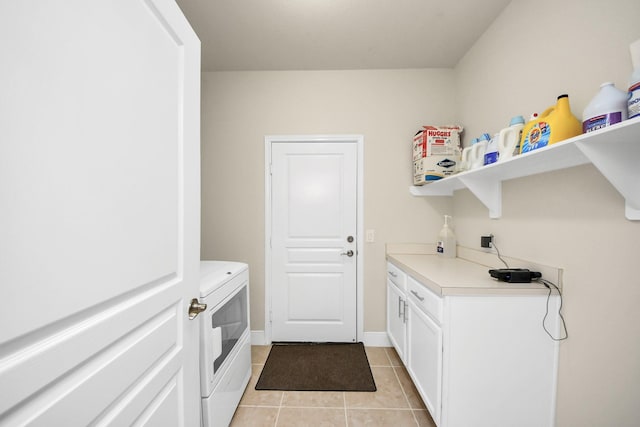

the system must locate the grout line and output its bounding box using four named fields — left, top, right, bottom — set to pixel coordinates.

left=237, top=404, right=281, bottom=408
left=391, top=365, right=420, bottom=426
left=383, top=347, right=394, bottom=366
left=248, top=404, right=346, bottom=410
left=240, top=402, right=418, bottom=411
left=343, top=392, right=349, bottom=427
left=273, top=392, right=285, bottom=427
left=344, top=407, right=416, bottom=412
